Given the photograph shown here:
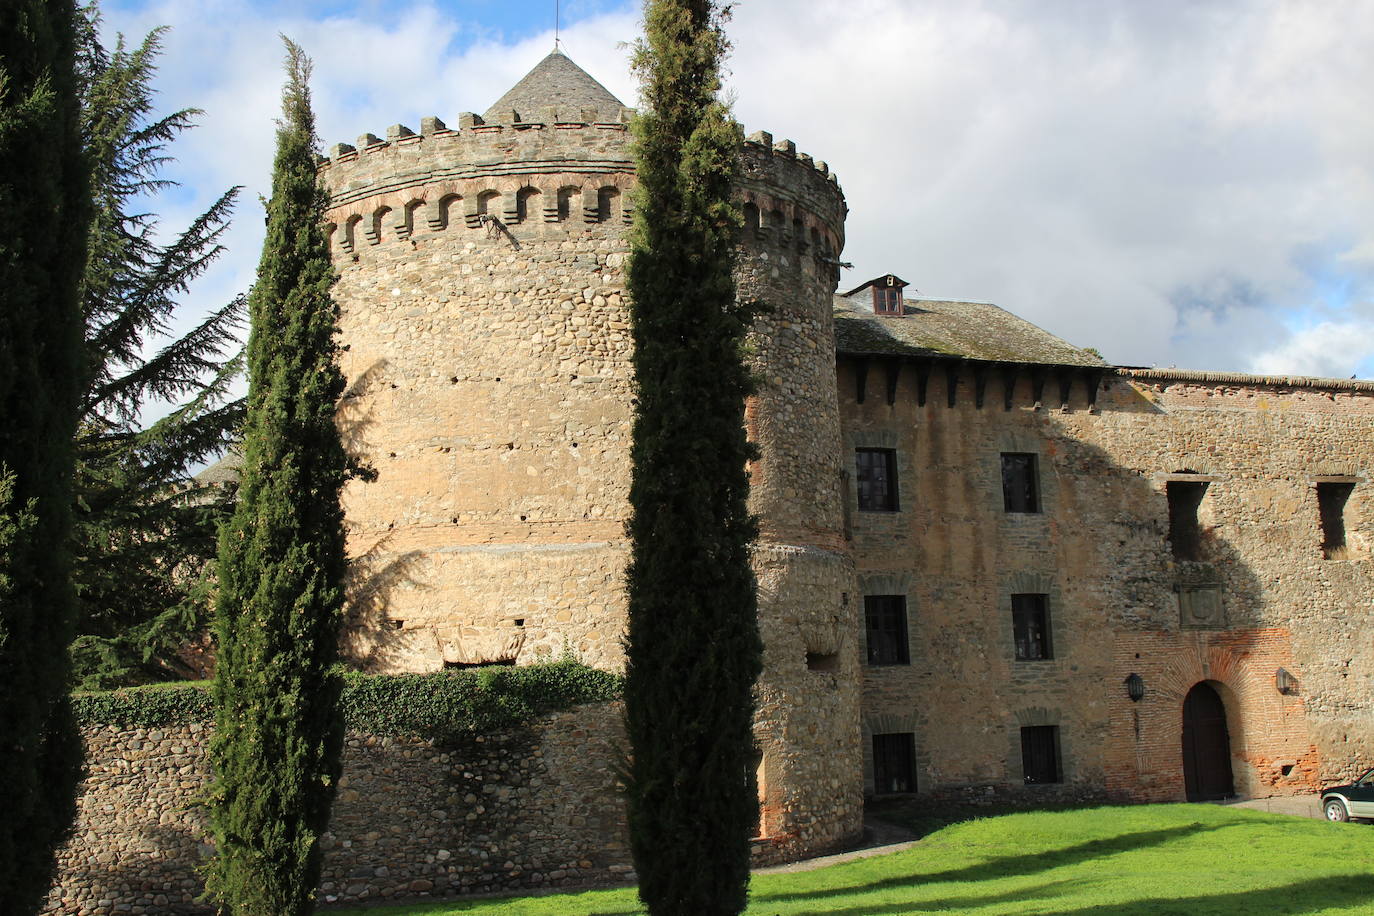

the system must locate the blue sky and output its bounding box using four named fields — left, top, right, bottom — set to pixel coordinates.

left=100, top=0, right=1374, bottom=379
